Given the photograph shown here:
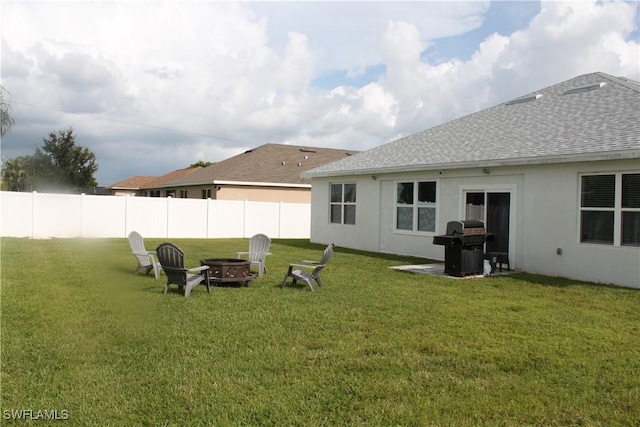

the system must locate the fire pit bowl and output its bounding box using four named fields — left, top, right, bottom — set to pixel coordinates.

left=200, top=258, right=254, bottom=286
